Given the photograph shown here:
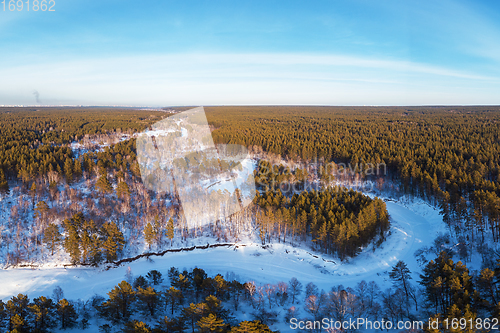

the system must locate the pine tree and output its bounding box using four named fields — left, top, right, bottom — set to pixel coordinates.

left=64, top=157, right=73, bottom=183
left=6, top=294, right=29, bottom=332
left=197, top=313, right=225, bottom=333
left=146, top=270, right=163, bottom=286
left=63, top=220, right=81, bottom=264
left=100, top=222, right=125, bottom=262
left=213, top=275, right=228, bottom=300
left=89, top=233, right=102, bottom=266
left=56, top=163, right=63, bottom=176
left=29, top=296, right=56, bottom=331
left=104, top=281, right=136, bottom=321
left=477, top=267, right=498, bottom=309
left=81, top=219, right=101, bottom=265
left=35, top=200, right=49, bottom=218
left=136, top=286, right=159, bottom=317
left=96, top=172, right=113, bottom=195
left=43, top=223, right=61, bottom=255
left=389, top=260, right=417, bottom=311
left=144, top=223, right=155, bottom=250
left=153, top=215, right=162, bottom=245
left=155, top=316, right=178, bottom=332
left=192, top=268, right=207, bottom=301
left=116, top=181, right=131, bottom=200
left=73, top=159, right=82, bottom=179
left=133, top=276, right=148, bottom=290
left=80, top=231, right=92, bottom=264
left=174, top=274, right=191, bottom=297
left=56, top=299, right=77, bottom=329
left=35, top=201, right=50, bottom=241
left=182, top=302, right=207, bottom=333
left=165, top=287, right=182, bottom=315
